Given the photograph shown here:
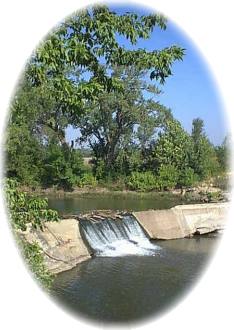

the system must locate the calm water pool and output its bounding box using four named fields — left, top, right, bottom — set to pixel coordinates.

left=48, top=192, right=194, bottom=215
left=51, top=234, right=219, bottom=324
